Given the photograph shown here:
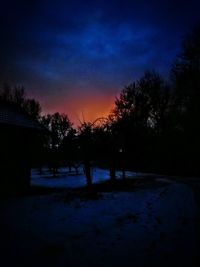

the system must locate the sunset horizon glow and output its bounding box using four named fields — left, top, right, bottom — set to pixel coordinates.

left=35, top=90, right=116, bottom=127
left=1, top=0, right=200, bottom=126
